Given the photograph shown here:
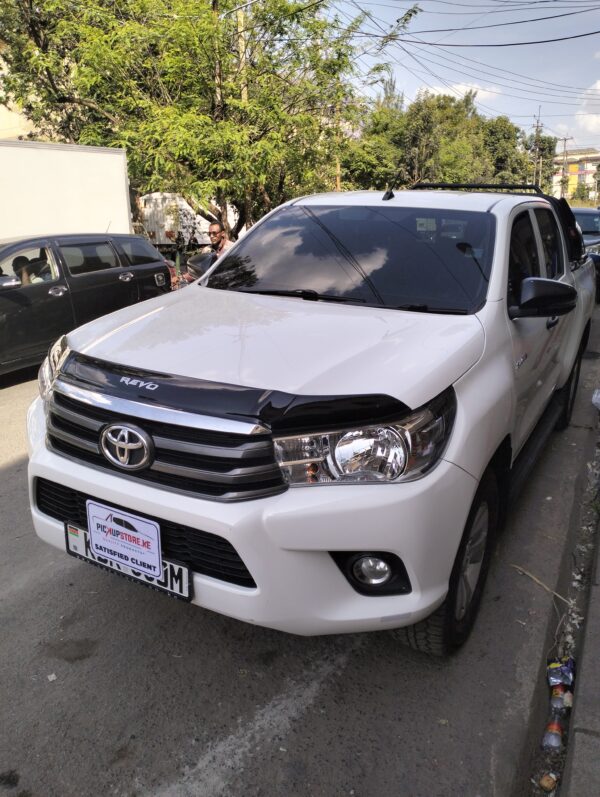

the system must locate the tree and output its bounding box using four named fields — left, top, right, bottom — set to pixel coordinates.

left=525, top=131, right=557, bottom=193
left=572, top=181, right=590, bottom=202
left=482, top=115, right=529, bottom=183
left=0, top=0, right=418, bottom=235
left=343, top=87, right=530, bottom=190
